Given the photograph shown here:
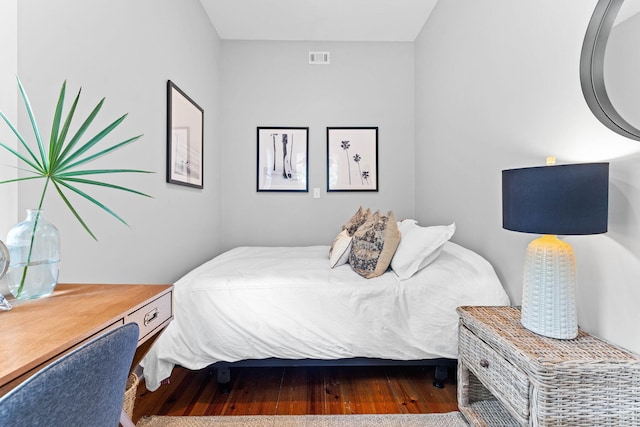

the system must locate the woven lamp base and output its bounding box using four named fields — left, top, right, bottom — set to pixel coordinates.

left=521, top=235, right=578, bottom=339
